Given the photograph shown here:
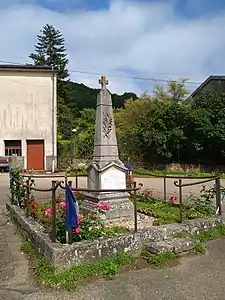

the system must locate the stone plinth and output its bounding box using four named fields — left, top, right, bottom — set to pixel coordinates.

left=83, top=162, right=133, bottom=219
